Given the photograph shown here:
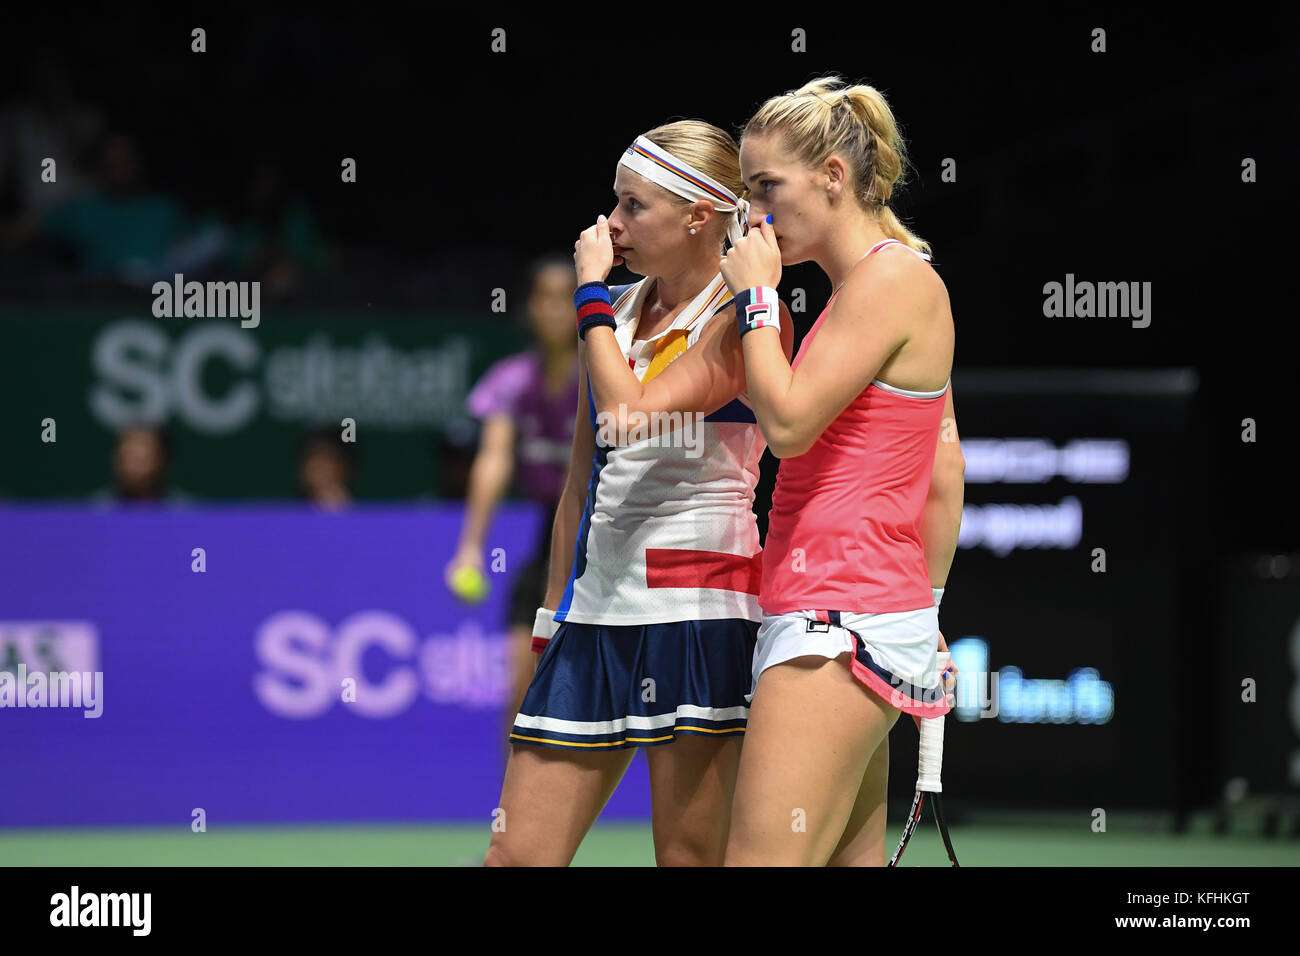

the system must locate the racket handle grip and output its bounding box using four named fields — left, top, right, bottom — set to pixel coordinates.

left=916, top=651, right=950, bottom=792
